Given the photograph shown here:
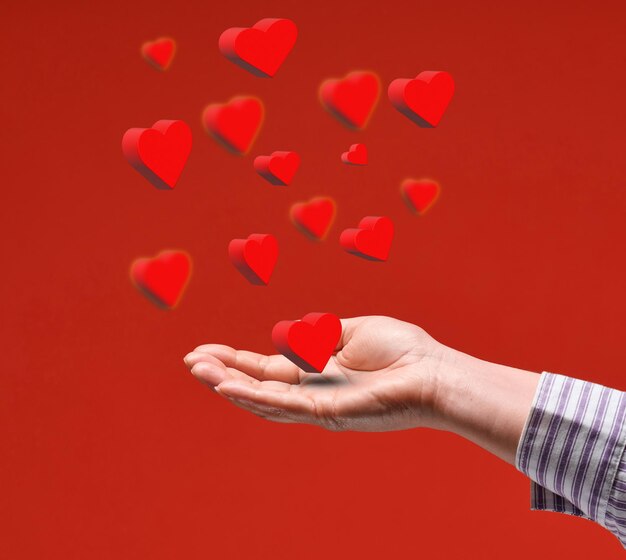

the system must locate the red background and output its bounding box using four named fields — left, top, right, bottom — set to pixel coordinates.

left=3, top=0, right=626, bottom=557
